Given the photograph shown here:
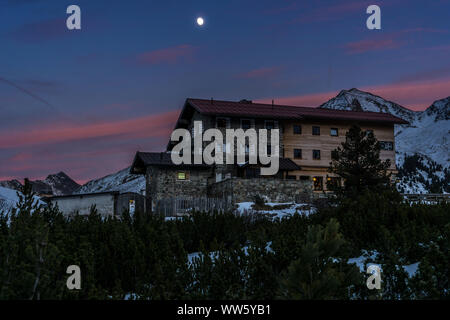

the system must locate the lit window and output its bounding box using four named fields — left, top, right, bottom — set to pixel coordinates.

left=313, top=177, right=323, bottom=191
left=177, top=172, right=187, bottom=180
left=330, top=128, right=338, bottom=136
